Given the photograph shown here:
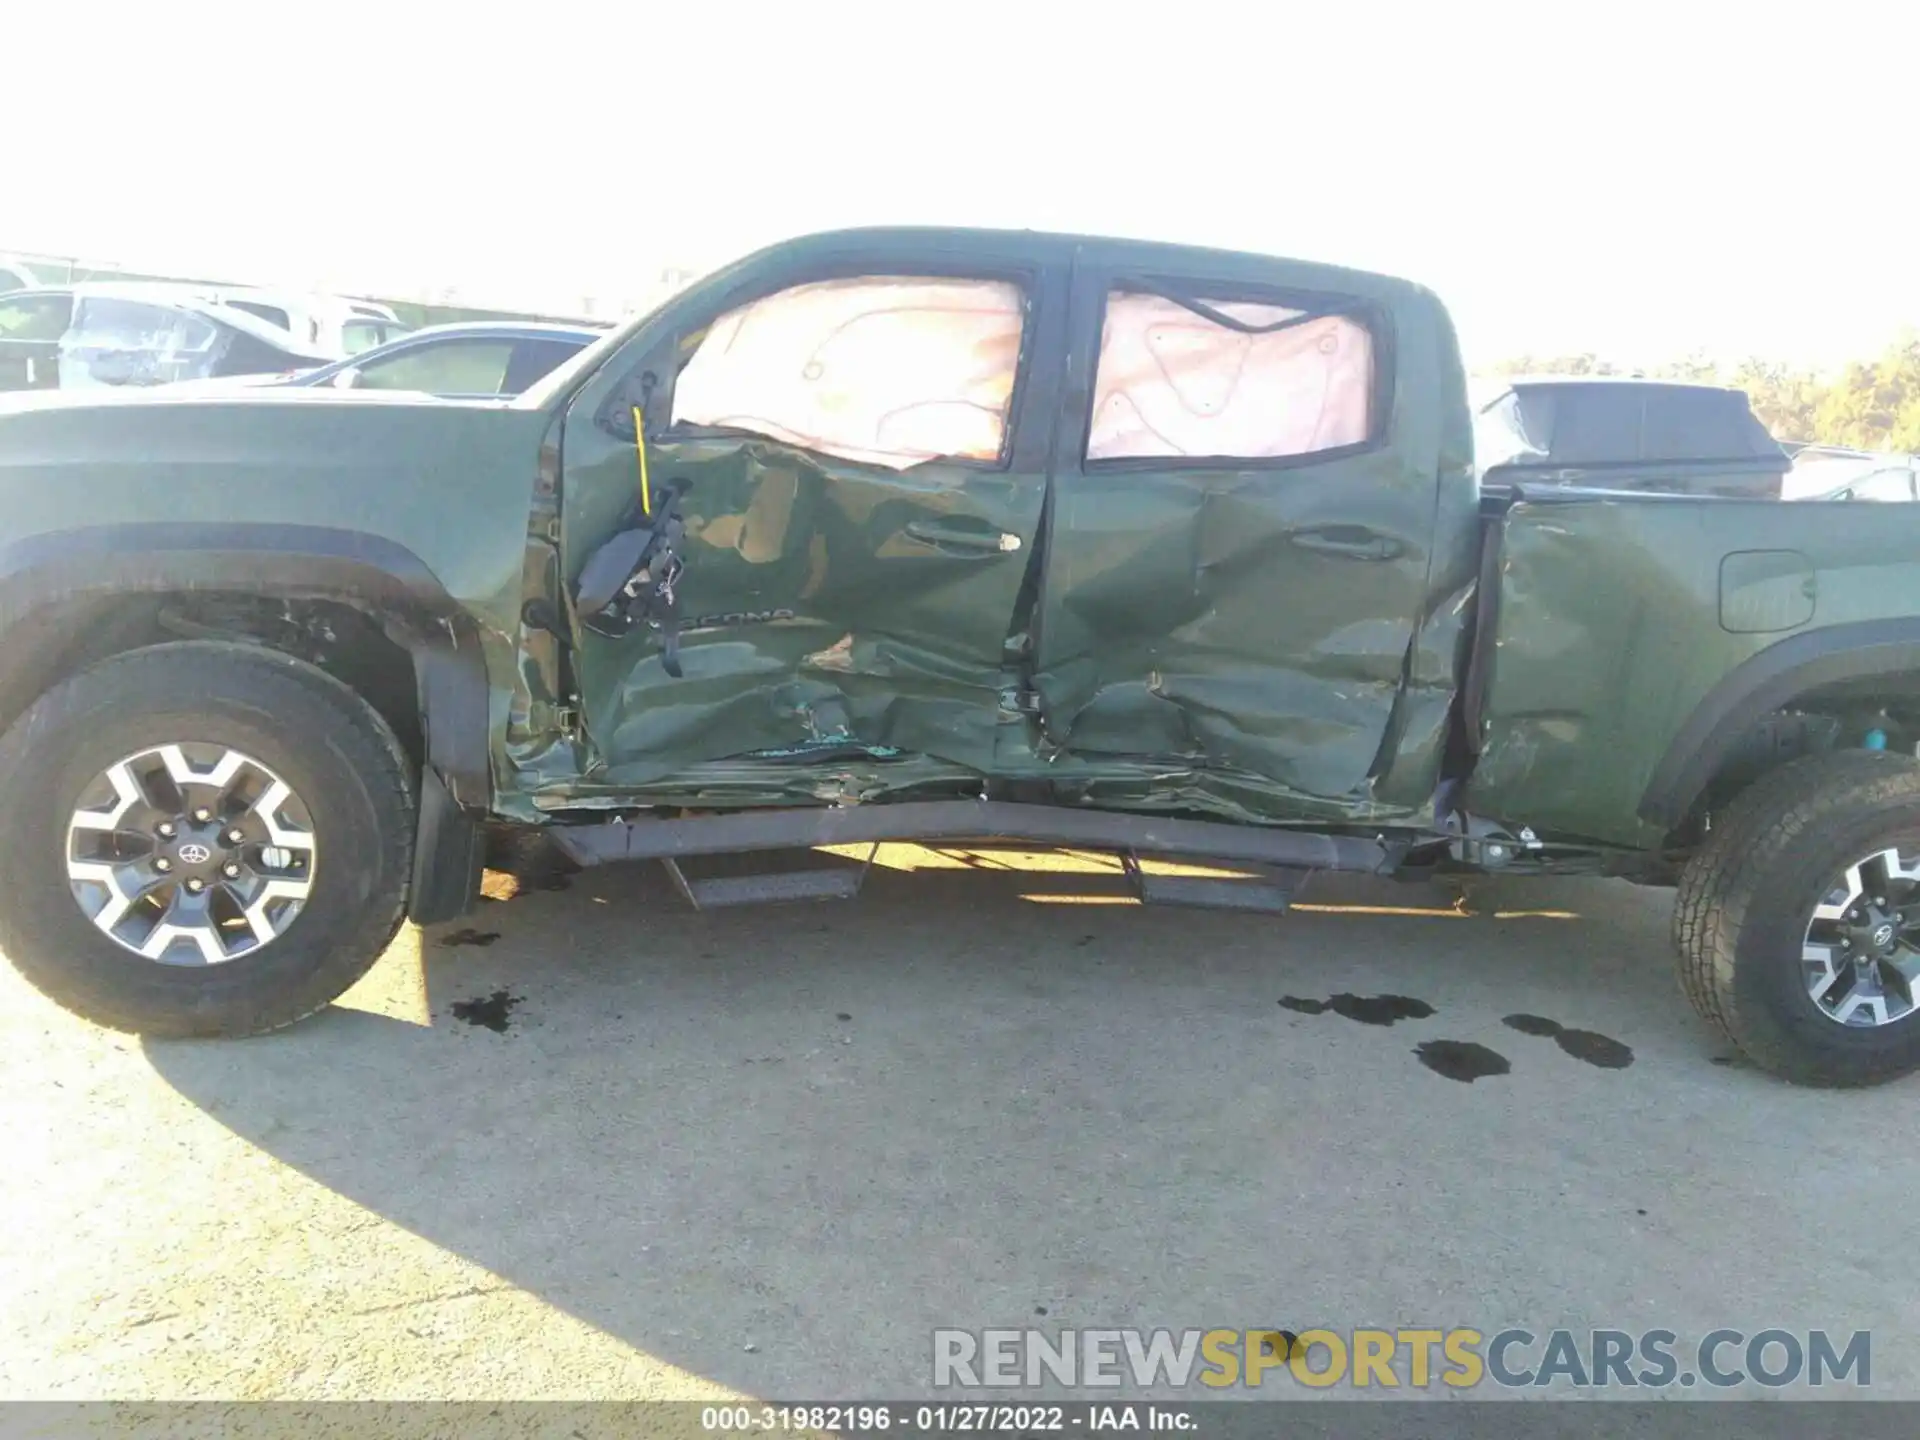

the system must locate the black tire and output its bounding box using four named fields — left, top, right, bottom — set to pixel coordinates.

left=1673, top=750, right=1920, bottom=1086
left=0, top=641, right=416, bottom=1037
